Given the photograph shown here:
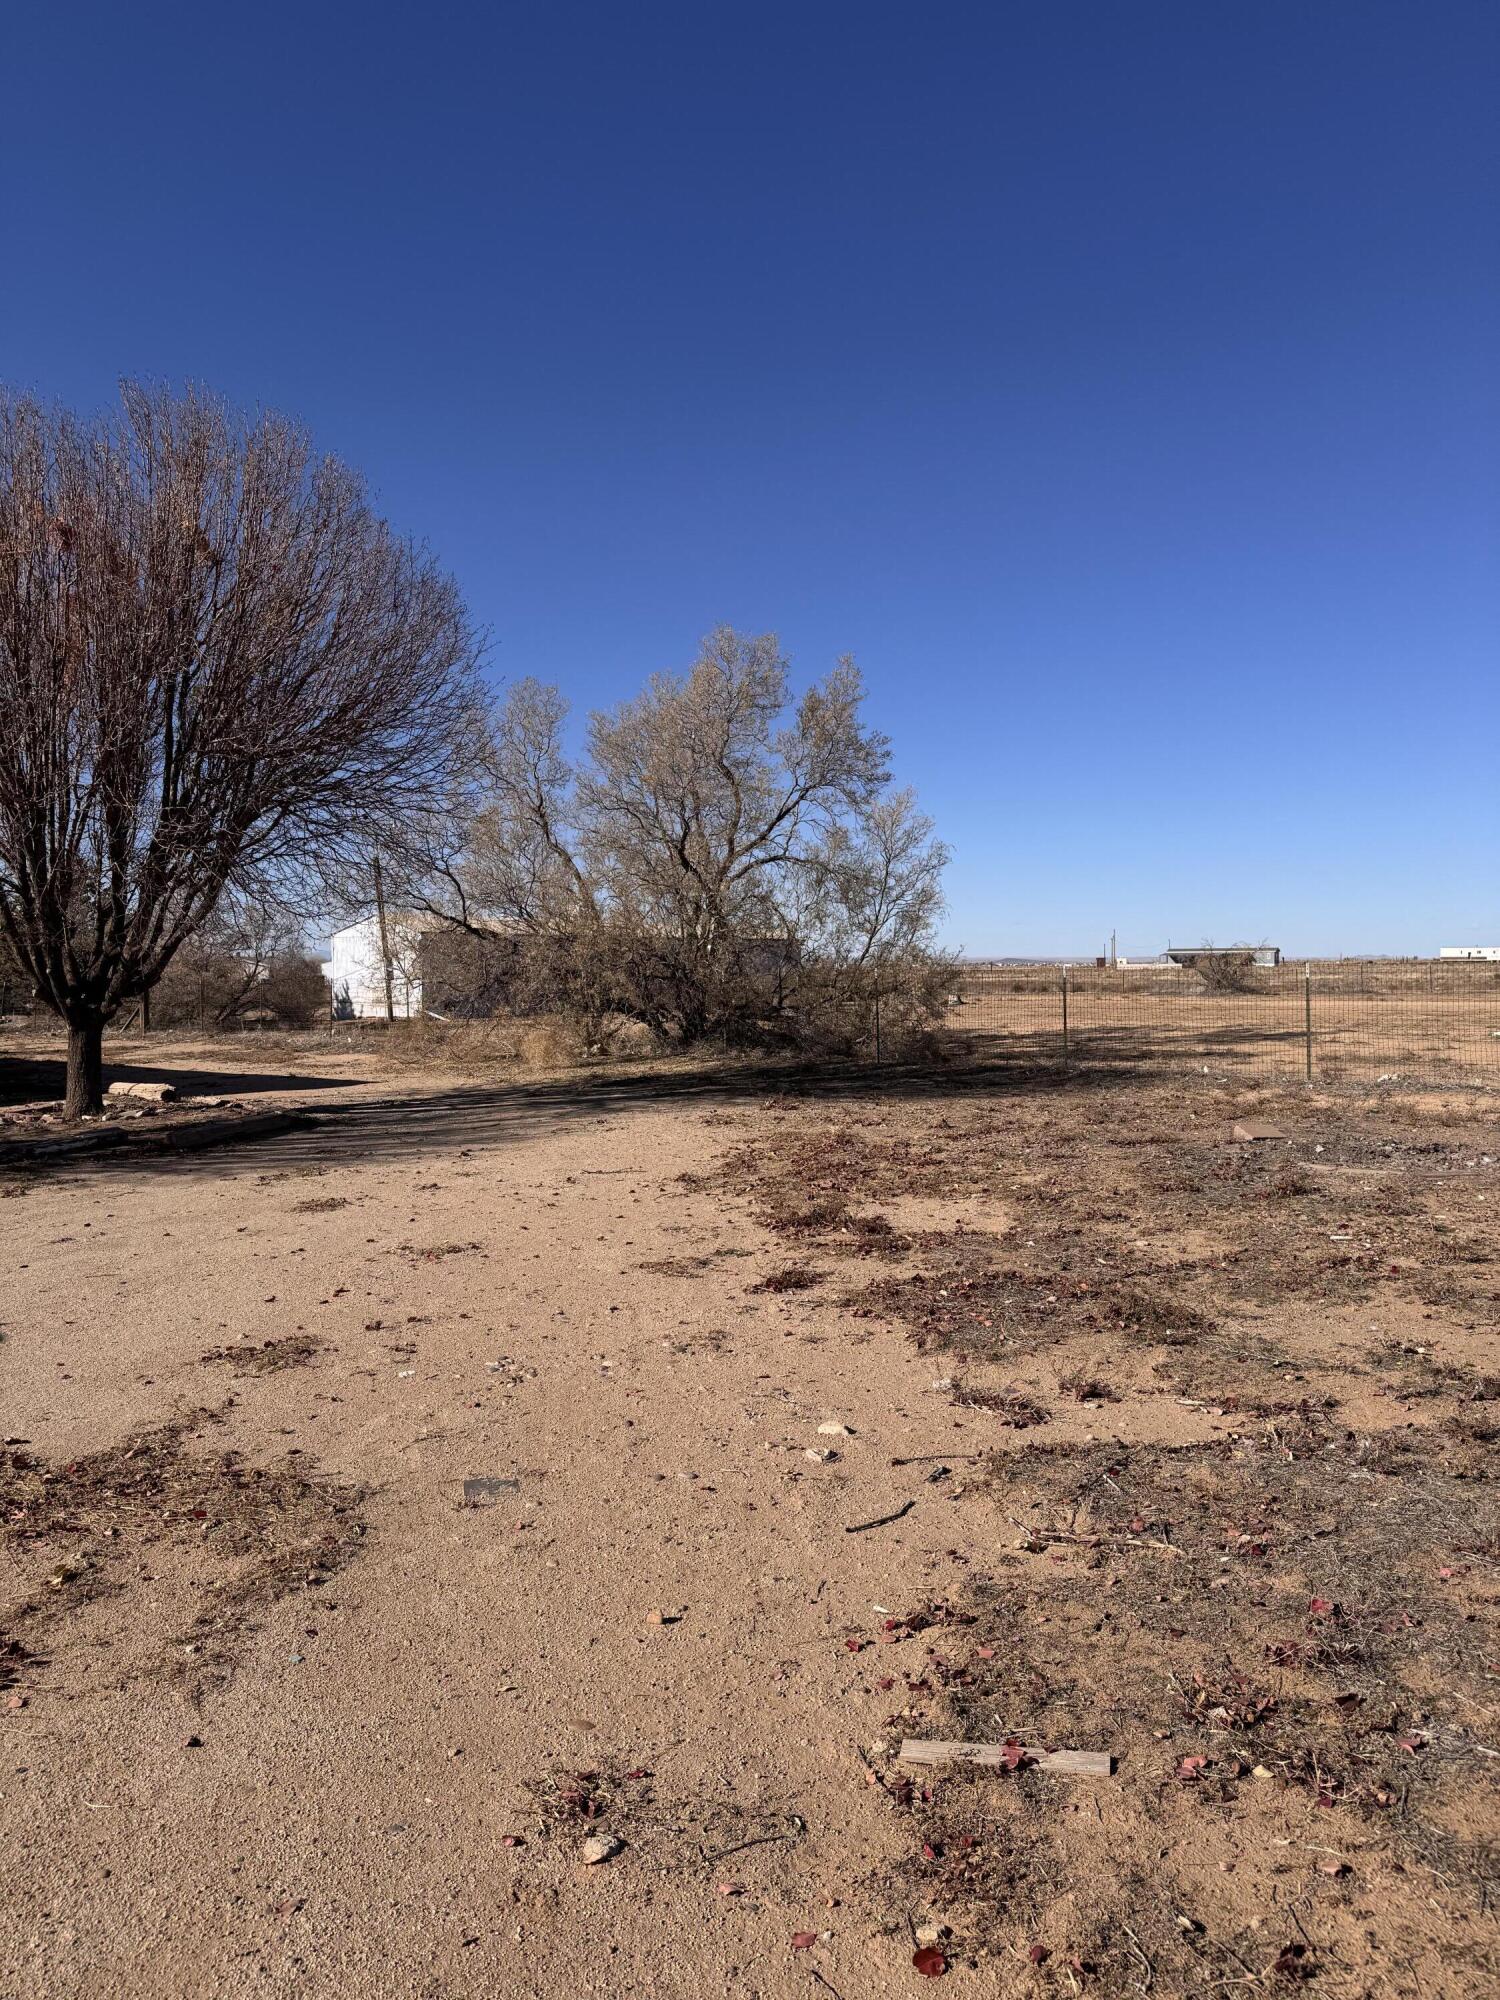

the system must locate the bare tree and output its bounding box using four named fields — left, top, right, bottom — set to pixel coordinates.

left=0, top=384, right=477, bottom=1114
left=152, top=888, right=321, bottom=1028
left=417, top=627, right=948, bottom=1044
